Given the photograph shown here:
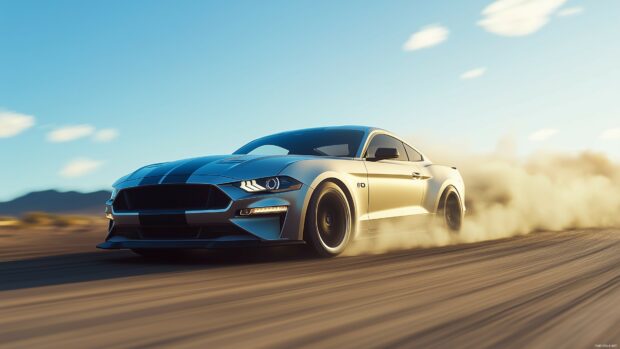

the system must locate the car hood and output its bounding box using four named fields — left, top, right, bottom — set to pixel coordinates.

left=116, top=154, right=310, bottom=185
